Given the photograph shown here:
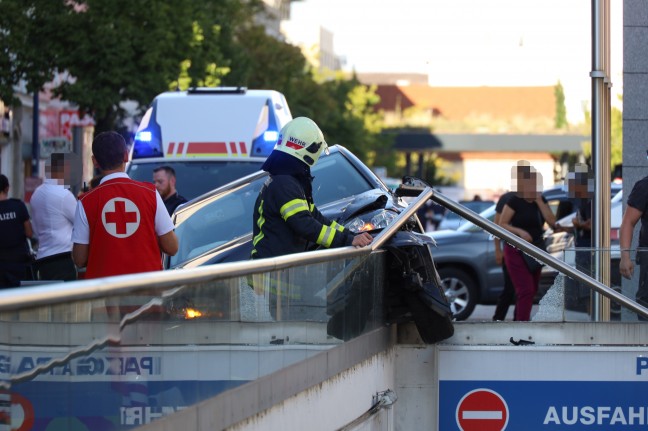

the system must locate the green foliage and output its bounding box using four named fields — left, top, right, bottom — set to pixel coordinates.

left=554, top=81, right=567, bottom=129
left=580, top=97, right=623, bottom=171
left=610, top=100, right=623, bottom=168
left=227, top=27, right=385, bottom=163
left=0, top=0, right=384, bottom=165
left=0, top=0, right=257, bottom=132
left=0, top=0, right=74, bottom=101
